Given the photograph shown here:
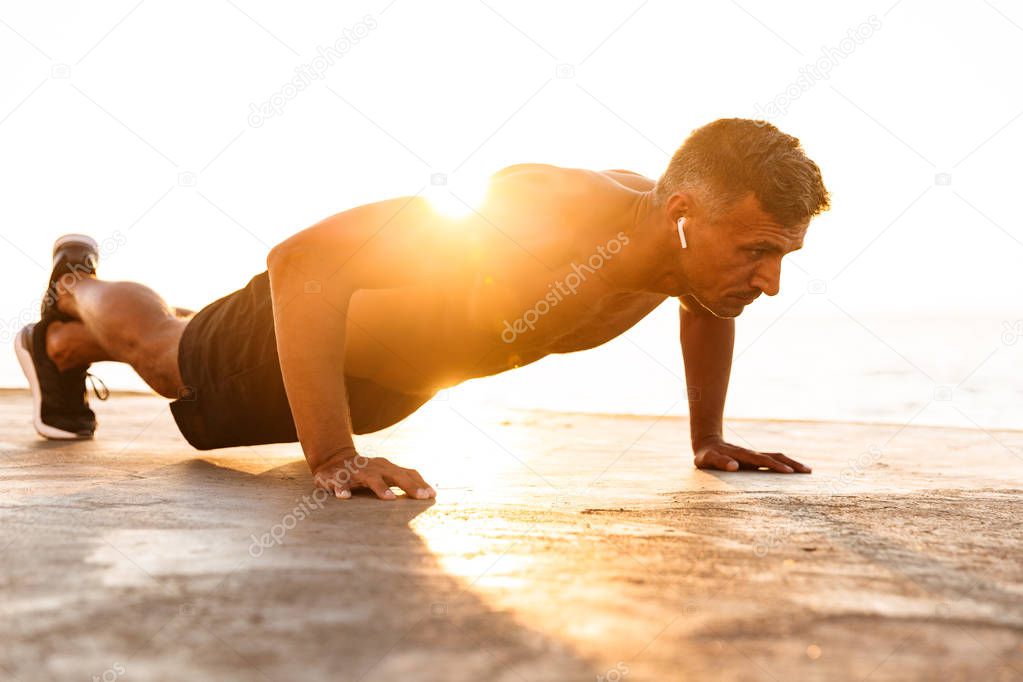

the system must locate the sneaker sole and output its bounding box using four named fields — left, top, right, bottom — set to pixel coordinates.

left=14, top=326, right=94, bottom=440
left=43, top=234, right=100, bottom=323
